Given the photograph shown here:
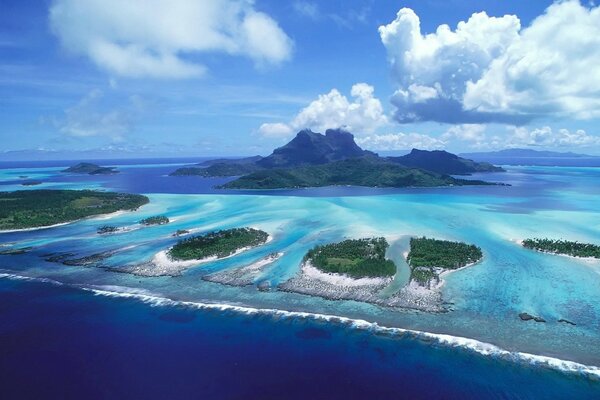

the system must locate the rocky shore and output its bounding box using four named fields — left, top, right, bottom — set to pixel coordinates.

left=278, top=261, right=447, bottom=312
left=202, top=252, right=283, bottom=287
